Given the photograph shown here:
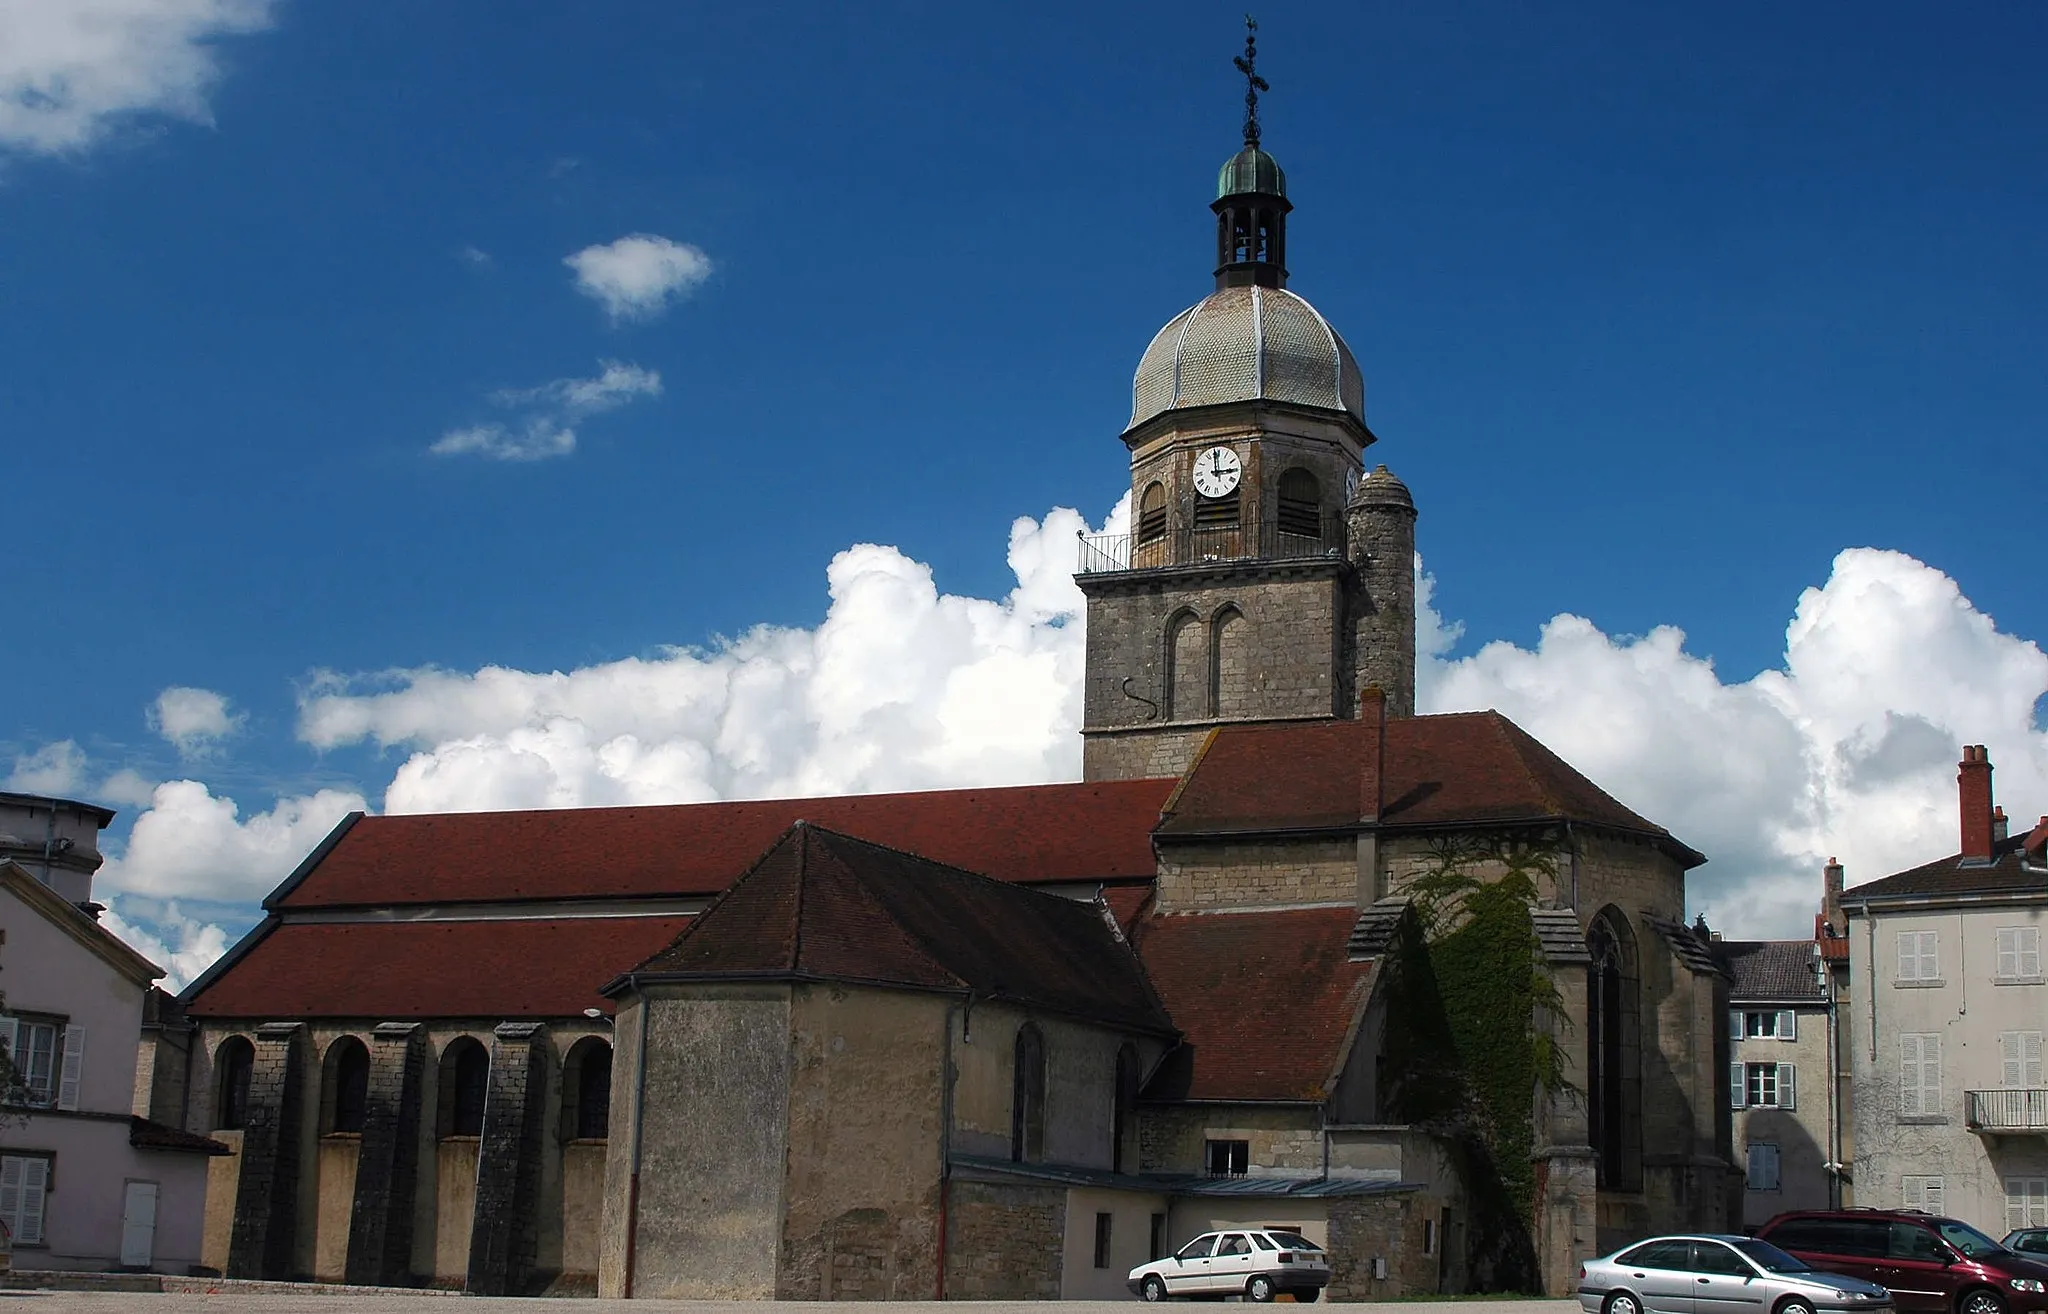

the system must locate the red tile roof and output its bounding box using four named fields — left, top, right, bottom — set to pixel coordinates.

left=183, top=916, right=694, bottom=1019
left=1132, top=908, right=1373, bottom=1102
left=1158, top=712, right=1702, bottom=865
left=273, top=780, right=1175, bottom=909
left=628, top=825, right=1174, bottom=1035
